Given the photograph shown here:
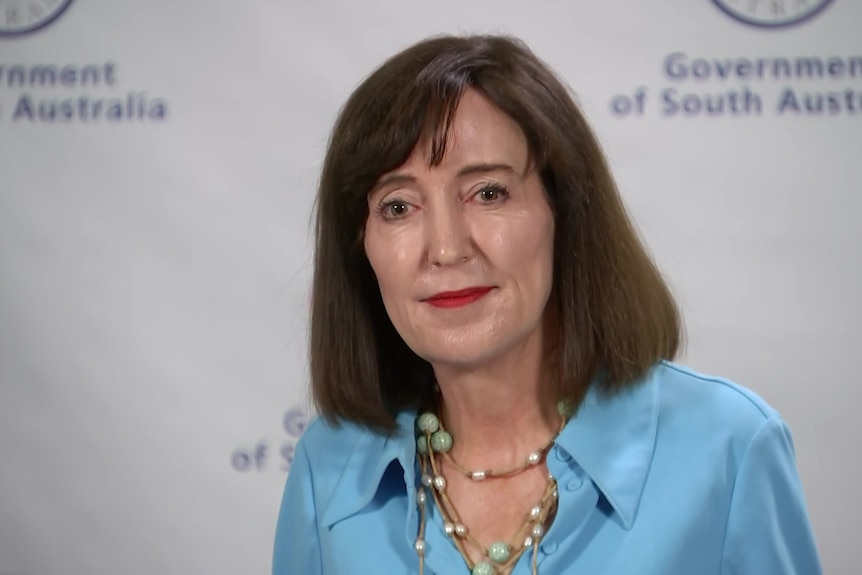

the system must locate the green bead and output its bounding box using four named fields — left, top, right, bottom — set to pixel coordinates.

left=430, top=430, right=453, bottom=453
left=488, top=541, right=510, bottom=563
left=417, top=413, right=439, bottom=433
left=472, top=562, right=495, bottom=575
left=416, top=436, right=428, bottom=455
left=557, top=398, right=576, bottom=419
